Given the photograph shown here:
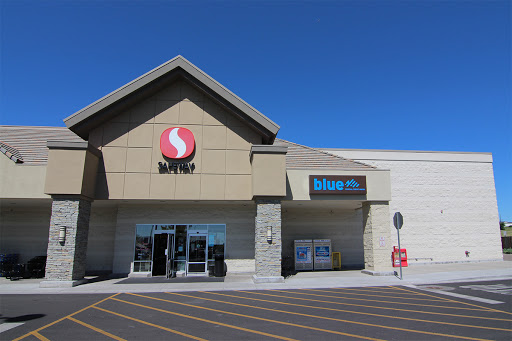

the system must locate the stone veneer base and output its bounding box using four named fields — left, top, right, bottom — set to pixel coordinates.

left=45, top=198, right=92, bottom=281
left=39, top=279, right=87, bottom=288
left=254, top=200, right=282, bottom=278
left=252, top=275, right=284, bottom=283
